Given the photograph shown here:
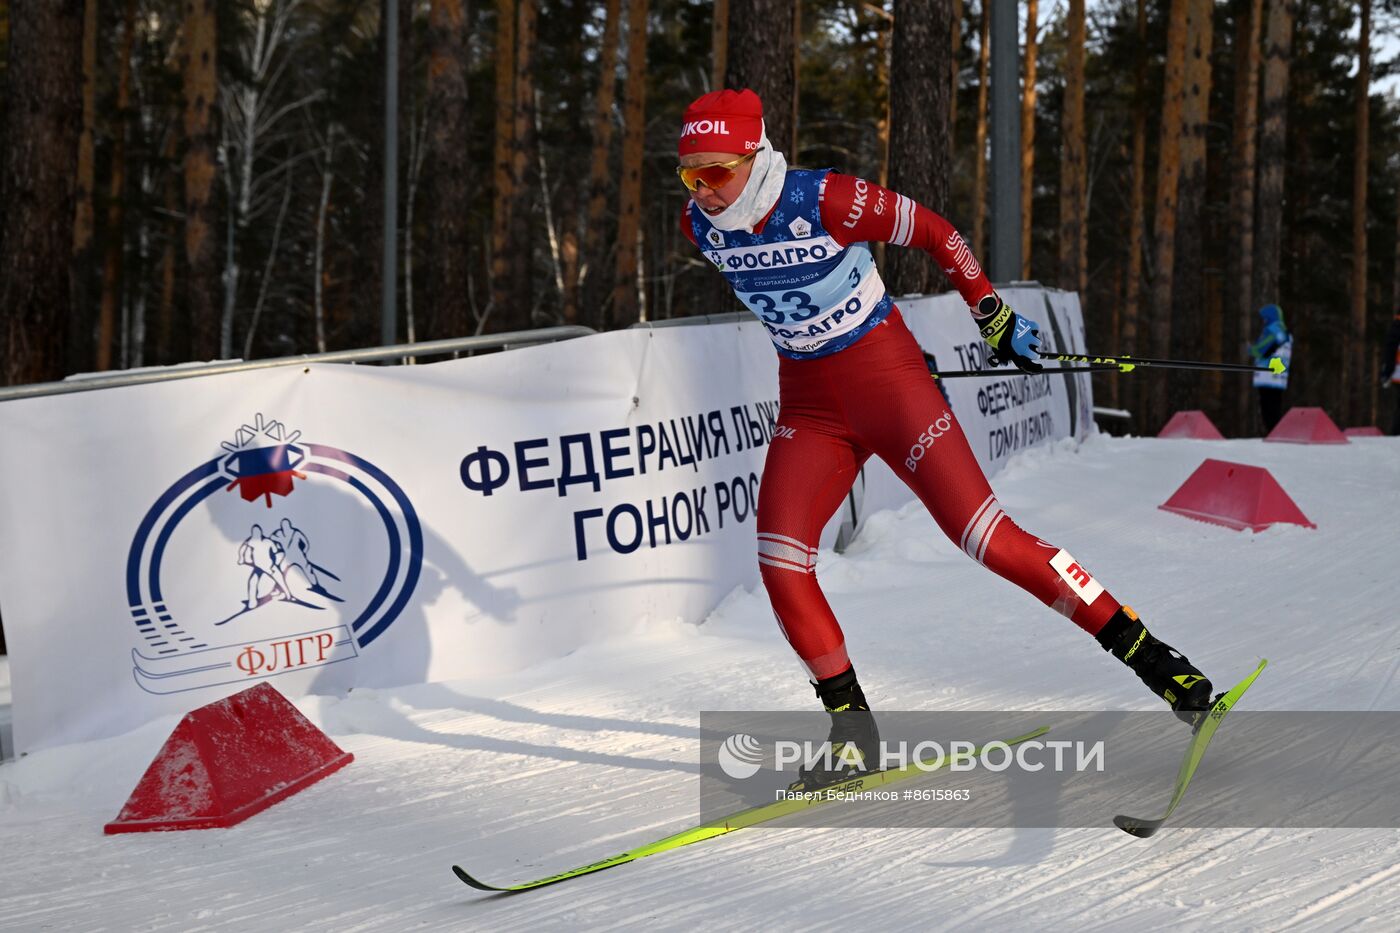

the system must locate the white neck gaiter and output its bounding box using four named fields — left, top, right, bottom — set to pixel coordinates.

left=700, top=125, right=789, bottom=233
